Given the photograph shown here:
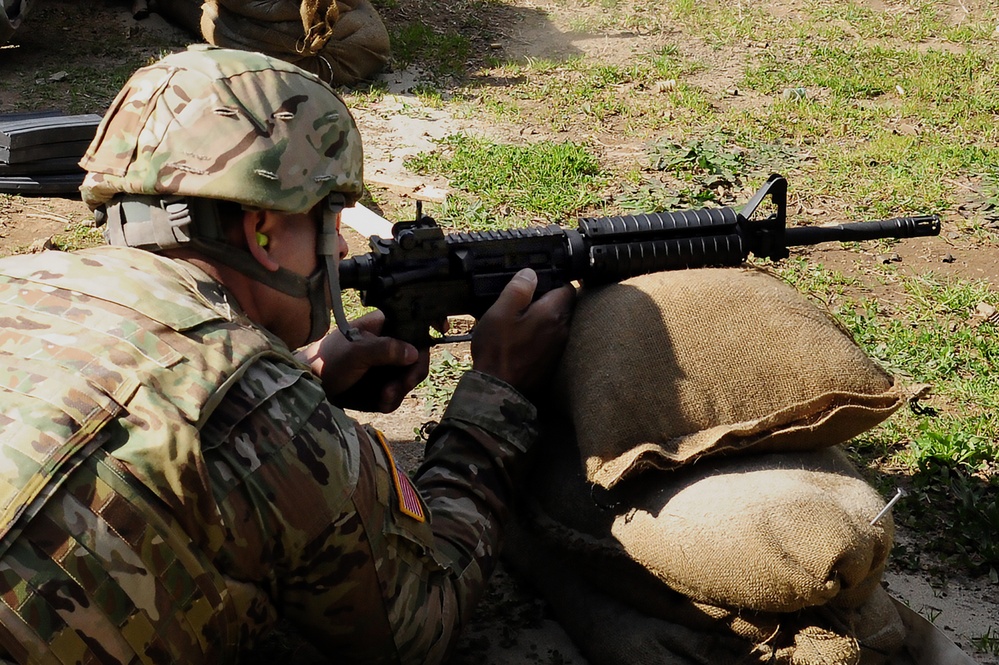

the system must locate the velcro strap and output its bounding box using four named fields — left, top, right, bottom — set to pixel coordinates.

left=104, top=197, right=194, bottom=251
